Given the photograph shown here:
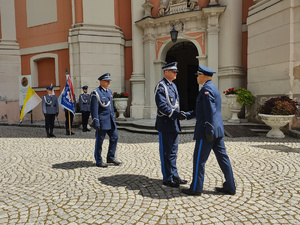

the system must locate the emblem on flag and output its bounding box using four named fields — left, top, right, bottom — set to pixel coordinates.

left=59, top=73, right=76, bottom=115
